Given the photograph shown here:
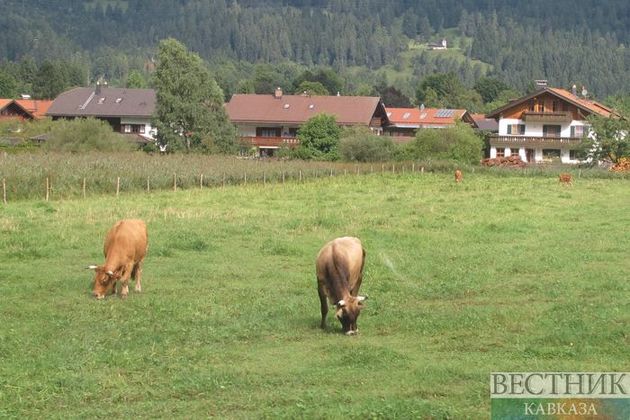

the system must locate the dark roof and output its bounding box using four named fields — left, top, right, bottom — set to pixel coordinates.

left=468, top=113, right=499, bottom=131
left=487, top=87, right=619, bottom=119
left=47, top=87, right=155, bottom=118
left=225, top=94, right=383, bottom=126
